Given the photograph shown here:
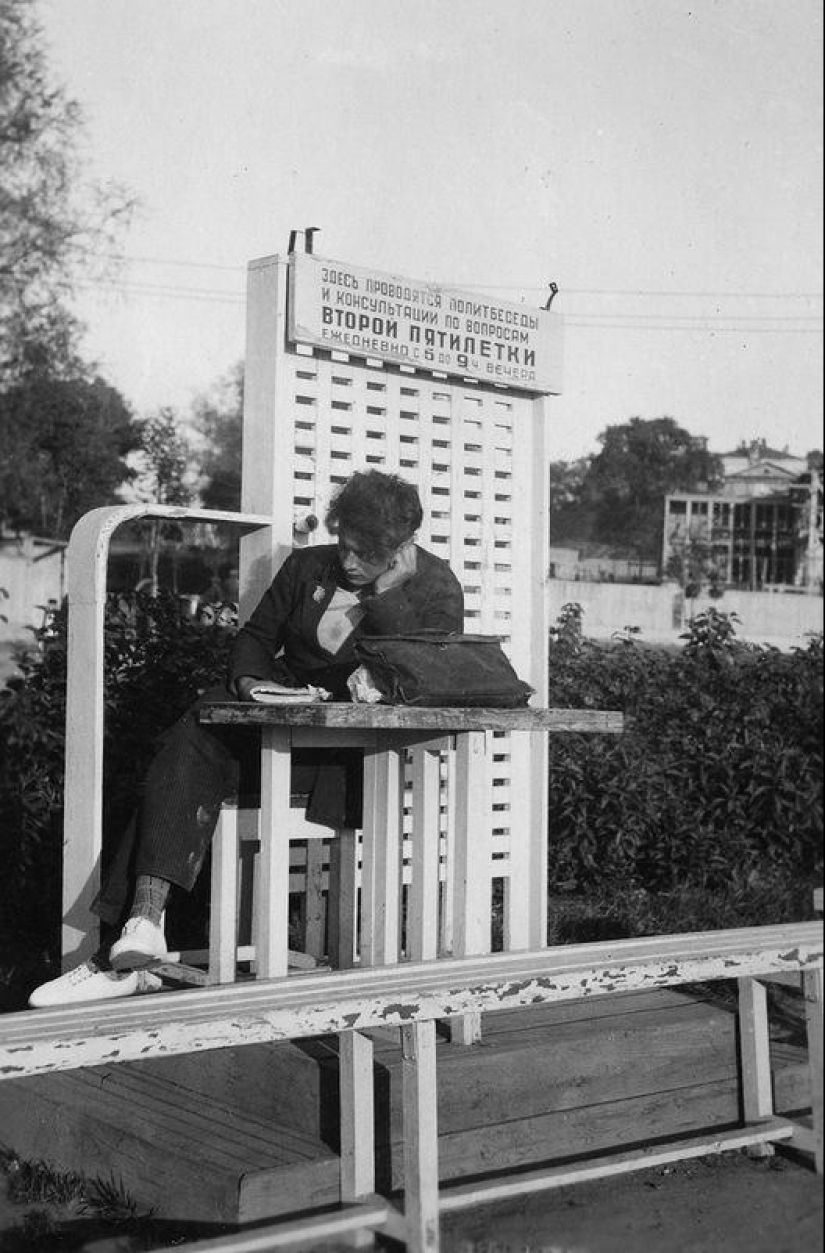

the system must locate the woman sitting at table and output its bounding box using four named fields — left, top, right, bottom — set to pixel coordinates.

left=30, top=469, right=464, bottom=1006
